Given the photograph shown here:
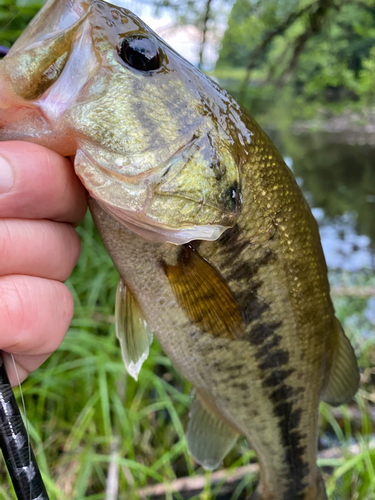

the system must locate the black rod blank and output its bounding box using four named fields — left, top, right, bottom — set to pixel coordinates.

left=0, top=355, right=50, bottom=500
